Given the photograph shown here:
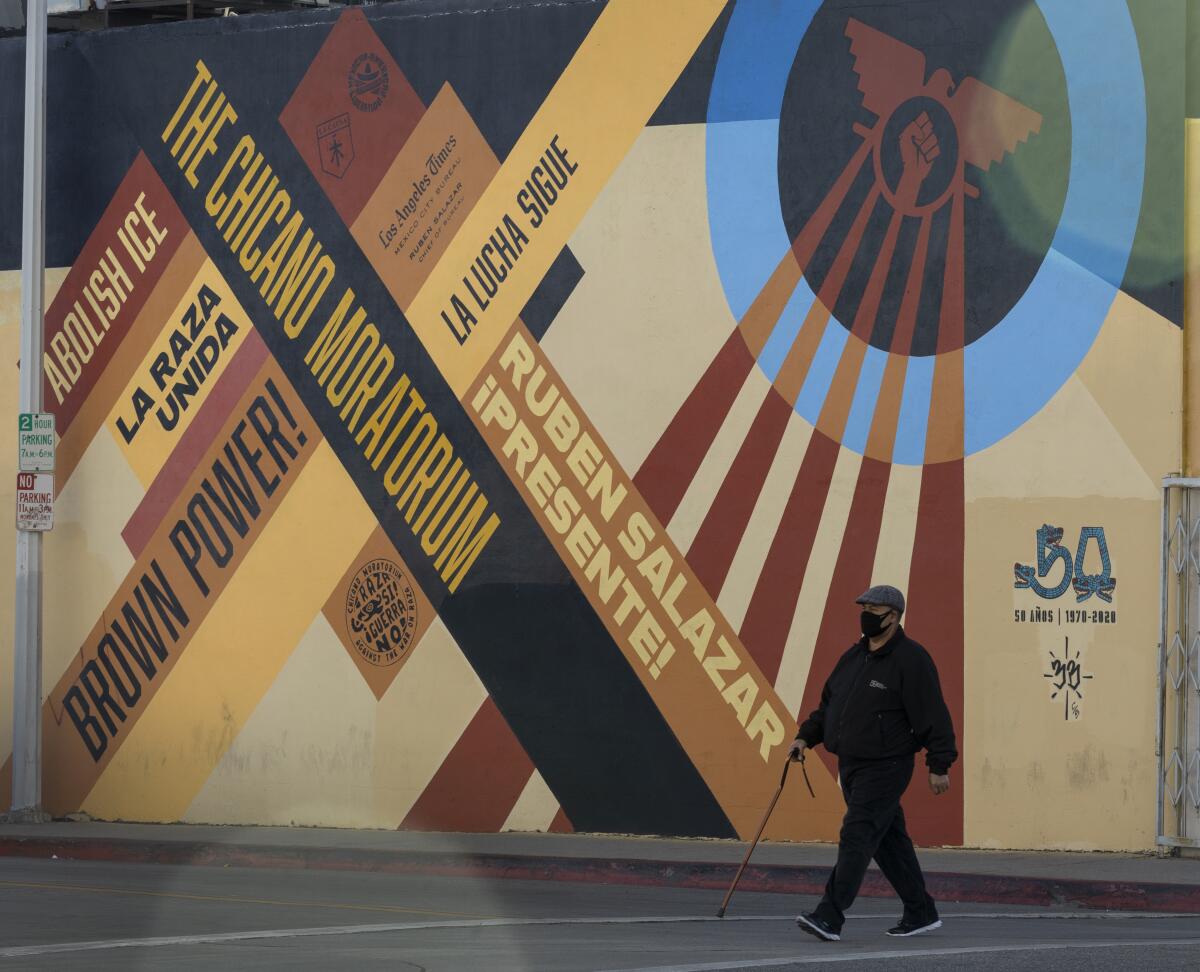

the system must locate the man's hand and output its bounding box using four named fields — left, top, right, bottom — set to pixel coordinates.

left=929, top=773, right=950, bottom=796
left=788, top=739, right=807, bottom=762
